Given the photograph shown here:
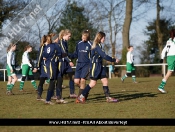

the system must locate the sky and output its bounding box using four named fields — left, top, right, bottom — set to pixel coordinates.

left=1, top=0, right=175, bottom=65
left=128, top=0, right=175, bottom=63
